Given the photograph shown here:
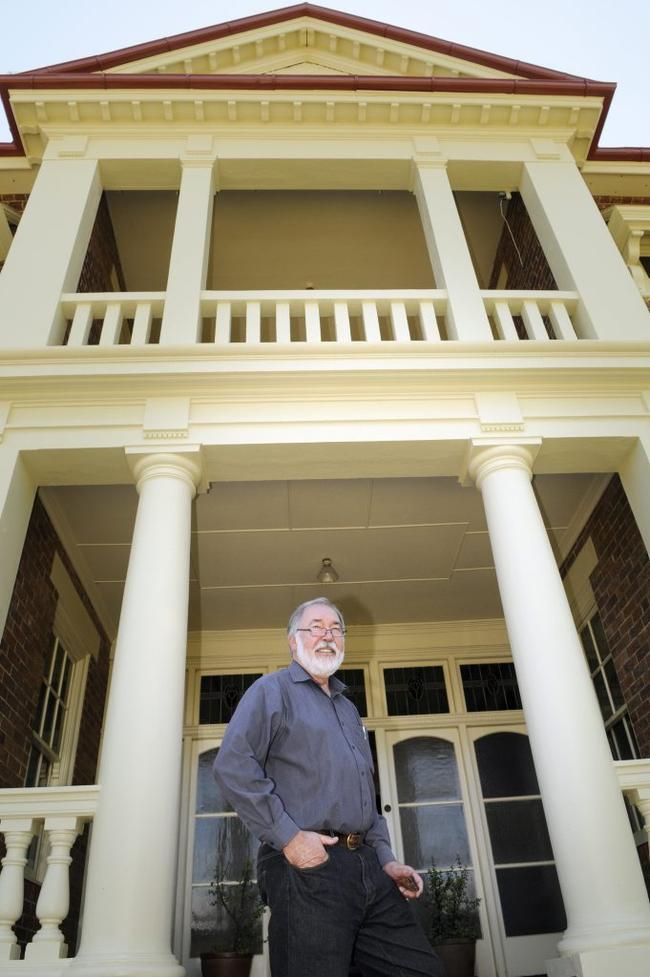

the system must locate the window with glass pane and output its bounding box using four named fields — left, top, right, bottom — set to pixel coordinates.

left=190, top=747, right=262, bottom=958
left=461, top=662, right=522, bottom=712
left=384, top=666, right=448, bottom=716
left=25, top=636, right=74, bottom=789
left=580, top=613, right=638, bottom=759
left=334, top=668, right=368, bottom=717
left=474, top=732, right=566, bottom=937
left=393, top=737, right=471, bottom=872
left=199, top=674, right=263, bottom=725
